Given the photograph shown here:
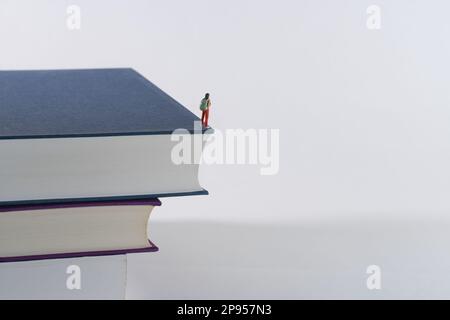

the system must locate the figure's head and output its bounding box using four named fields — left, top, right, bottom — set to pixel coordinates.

left=205, top=93, right=210, bottom=99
